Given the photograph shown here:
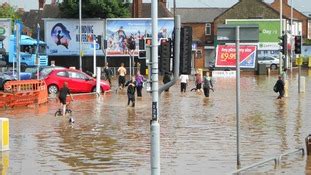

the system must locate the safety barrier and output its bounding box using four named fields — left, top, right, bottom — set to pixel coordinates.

left=231, top=148, right=304, bottom=174
left=1, top=80, right=48, bottom=108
